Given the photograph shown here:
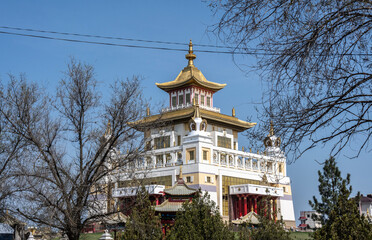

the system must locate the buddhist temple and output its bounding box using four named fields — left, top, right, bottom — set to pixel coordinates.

left=102, top=40, right=296, bottom=229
